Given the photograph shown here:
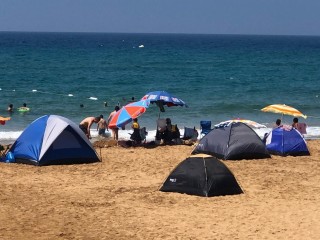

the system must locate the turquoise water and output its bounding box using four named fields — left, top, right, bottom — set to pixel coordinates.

left=1, top=32, right=320, bottom=142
